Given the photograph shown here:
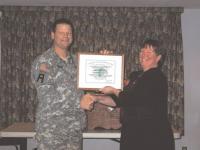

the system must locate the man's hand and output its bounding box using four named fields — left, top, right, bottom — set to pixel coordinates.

left=39, top=63, right=49, bottom=72
left=80, top=94, right=95, bottom=110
